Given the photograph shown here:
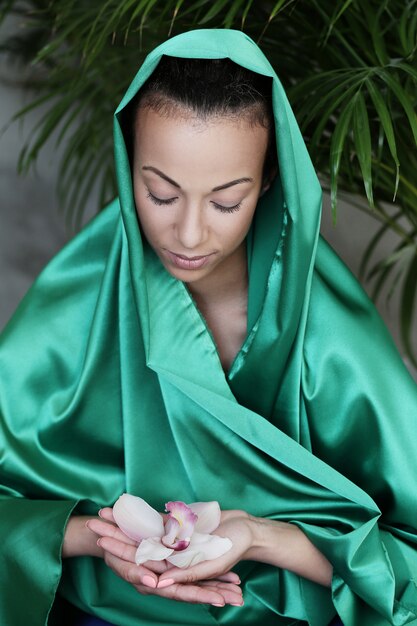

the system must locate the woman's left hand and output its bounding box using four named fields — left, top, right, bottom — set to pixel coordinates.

left=157, top=508, right=333, bottom=589
left=157, top=509, right=257, bottom=589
